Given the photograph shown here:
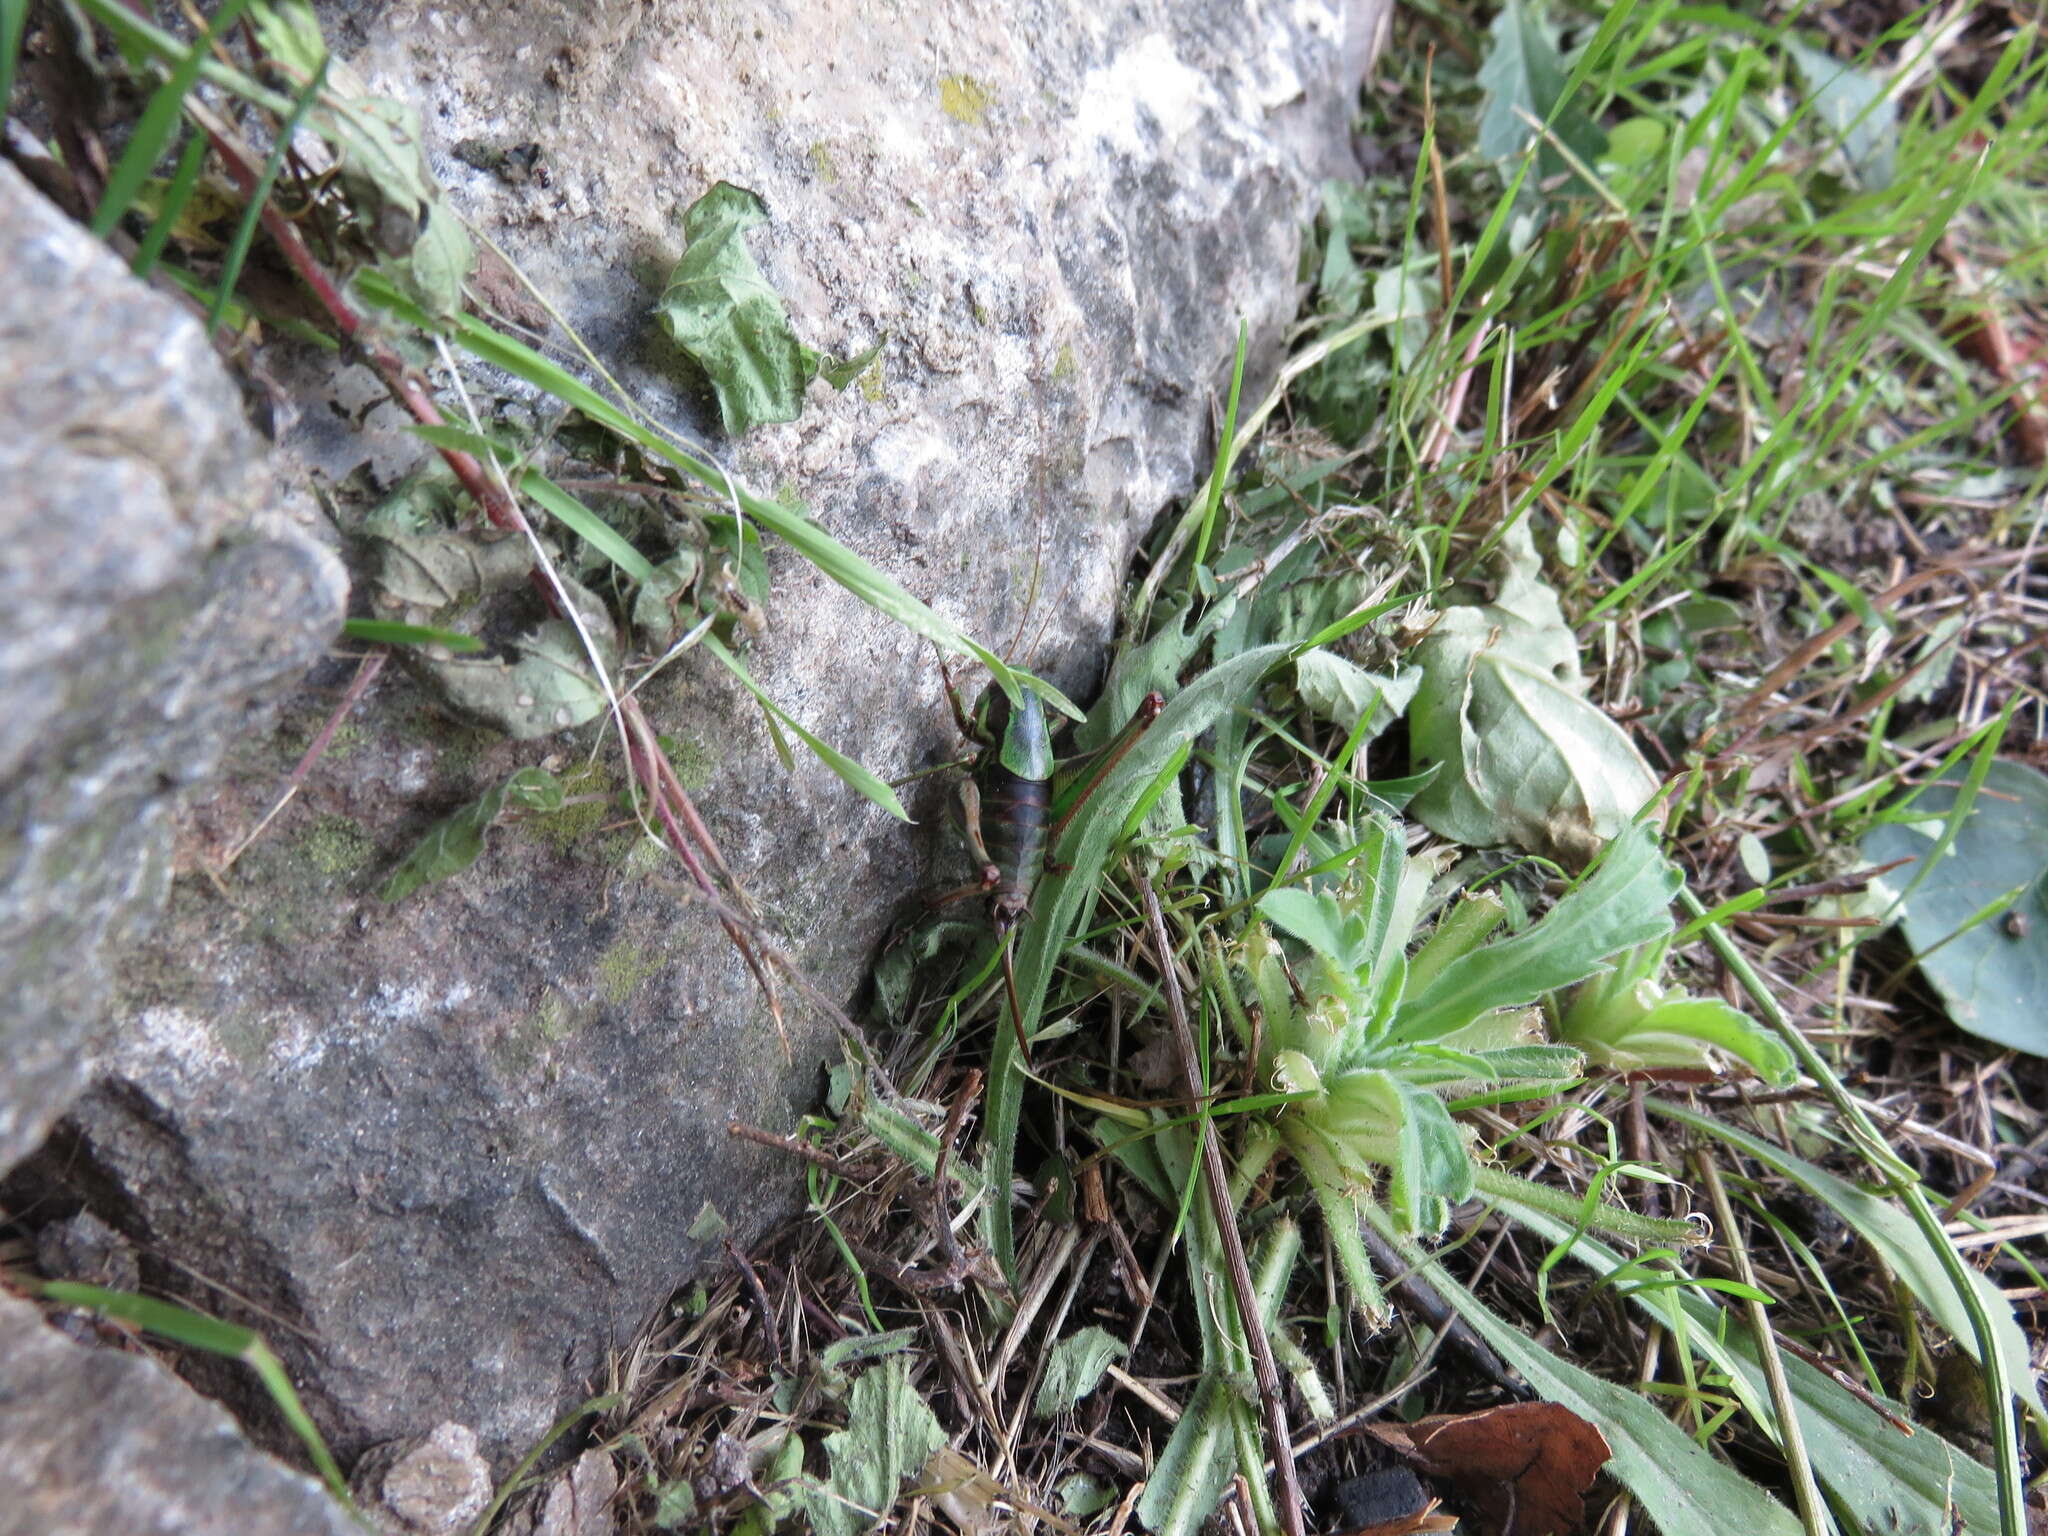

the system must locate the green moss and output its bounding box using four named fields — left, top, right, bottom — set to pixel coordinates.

left=299, top=814, right=377, bottom=877
left=522, top=763, right=616, bottom=855
left=663, top=734, right=715, bottom=793
left=595, top=938, right=664, bottom=1007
